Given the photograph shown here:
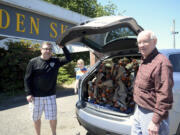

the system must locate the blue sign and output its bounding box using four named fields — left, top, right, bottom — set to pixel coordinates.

left=0, top=4, right=75, bottom=42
